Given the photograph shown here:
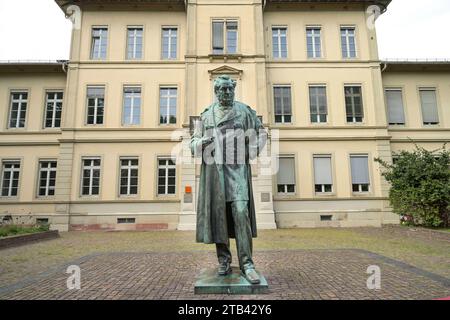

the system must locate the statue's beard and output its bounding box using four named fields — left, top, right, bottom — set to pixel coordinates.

left=218, top=95, right=234, bottom=107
